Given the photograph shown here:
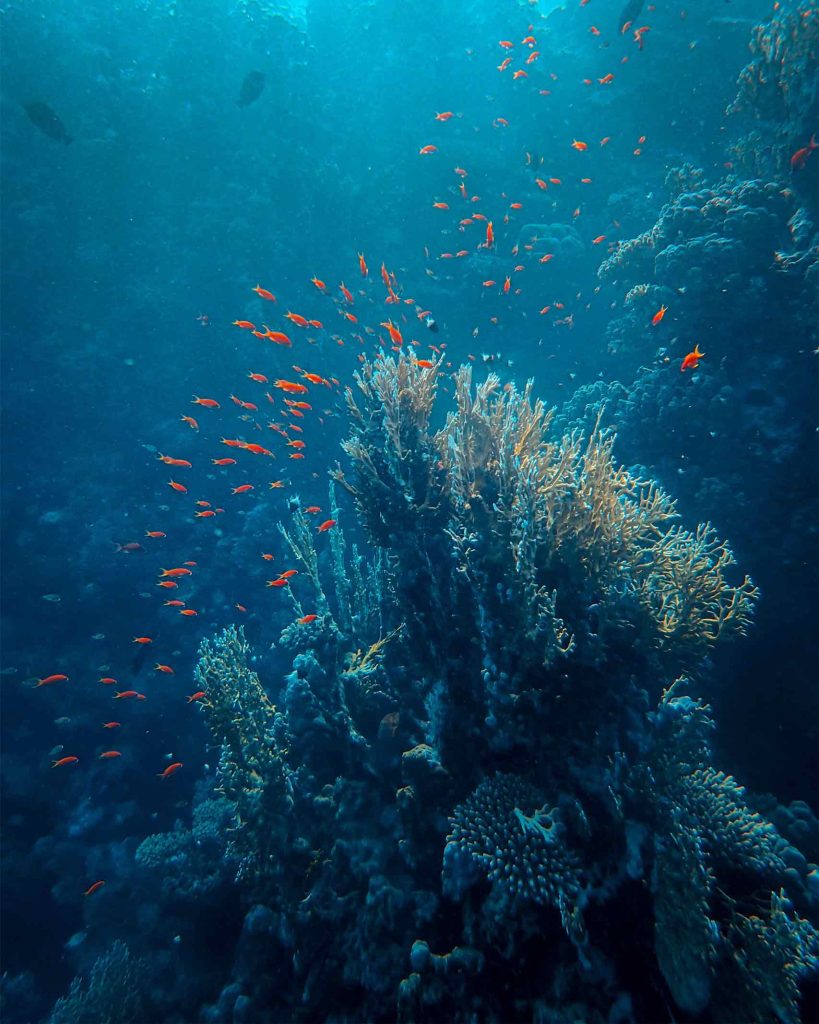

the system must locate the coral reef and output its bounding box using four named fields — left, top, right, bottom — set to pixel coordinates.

left=115, top=356, right=815, bottom=1022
